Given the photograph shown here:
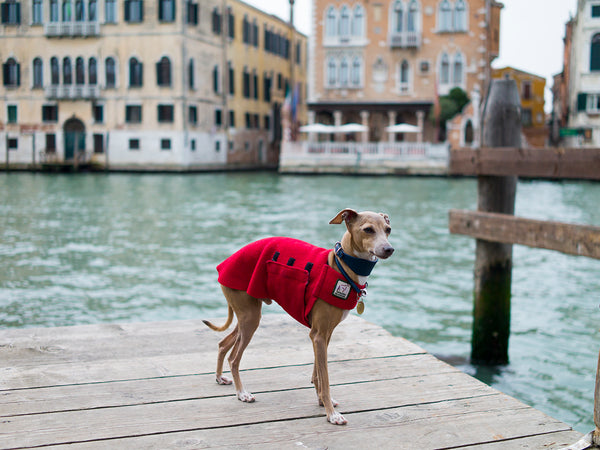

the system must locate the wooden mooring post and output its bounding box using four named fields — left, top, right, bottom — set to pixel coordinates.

left=471, top=78, right=521, bottom=365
